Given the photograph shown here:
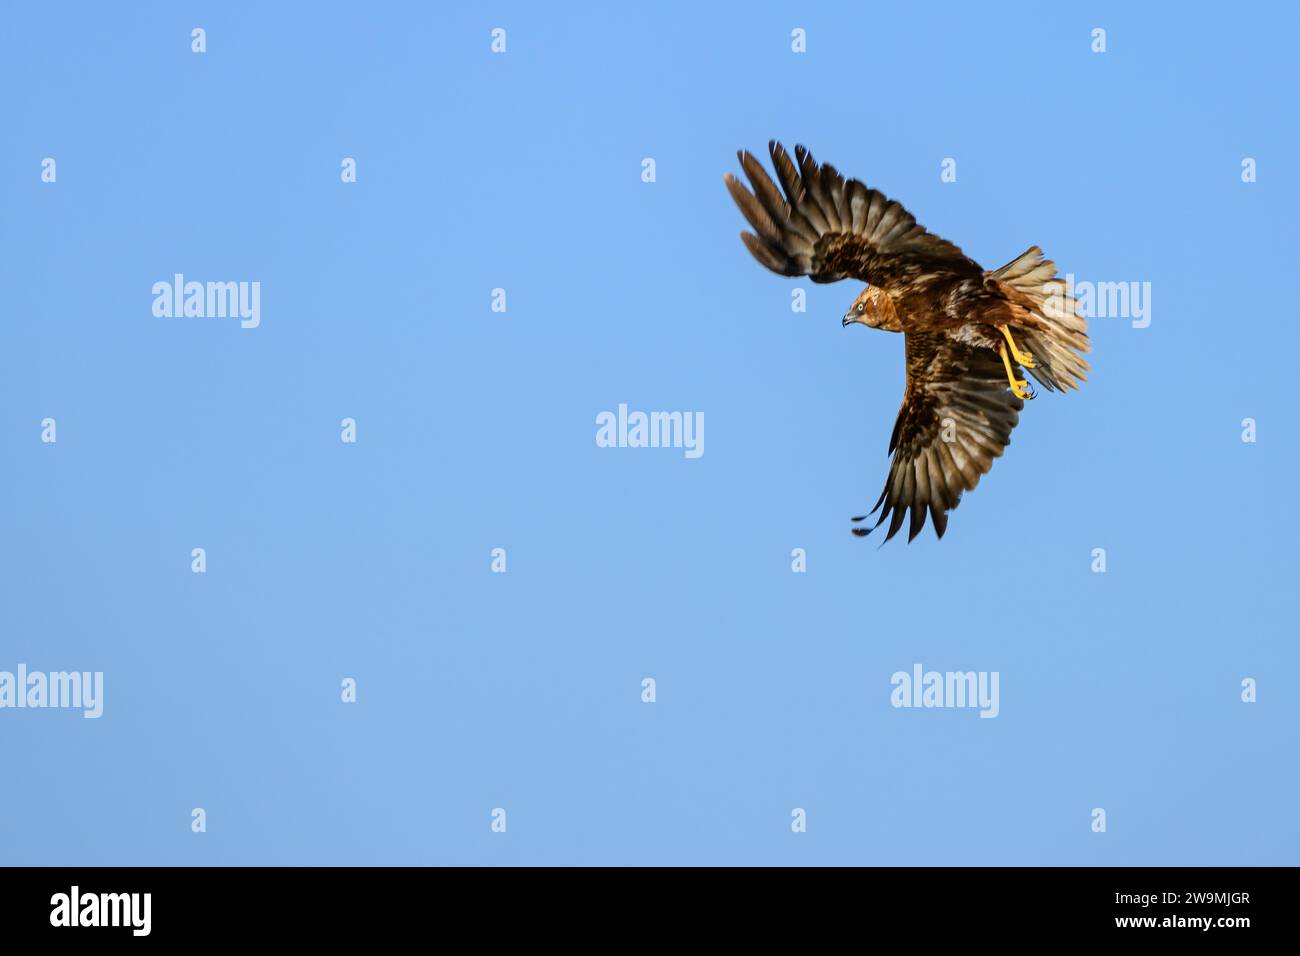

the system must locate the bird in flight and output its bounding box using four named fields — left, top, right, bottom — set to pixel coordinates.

left=725, top=142, right=1090, bottom=542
